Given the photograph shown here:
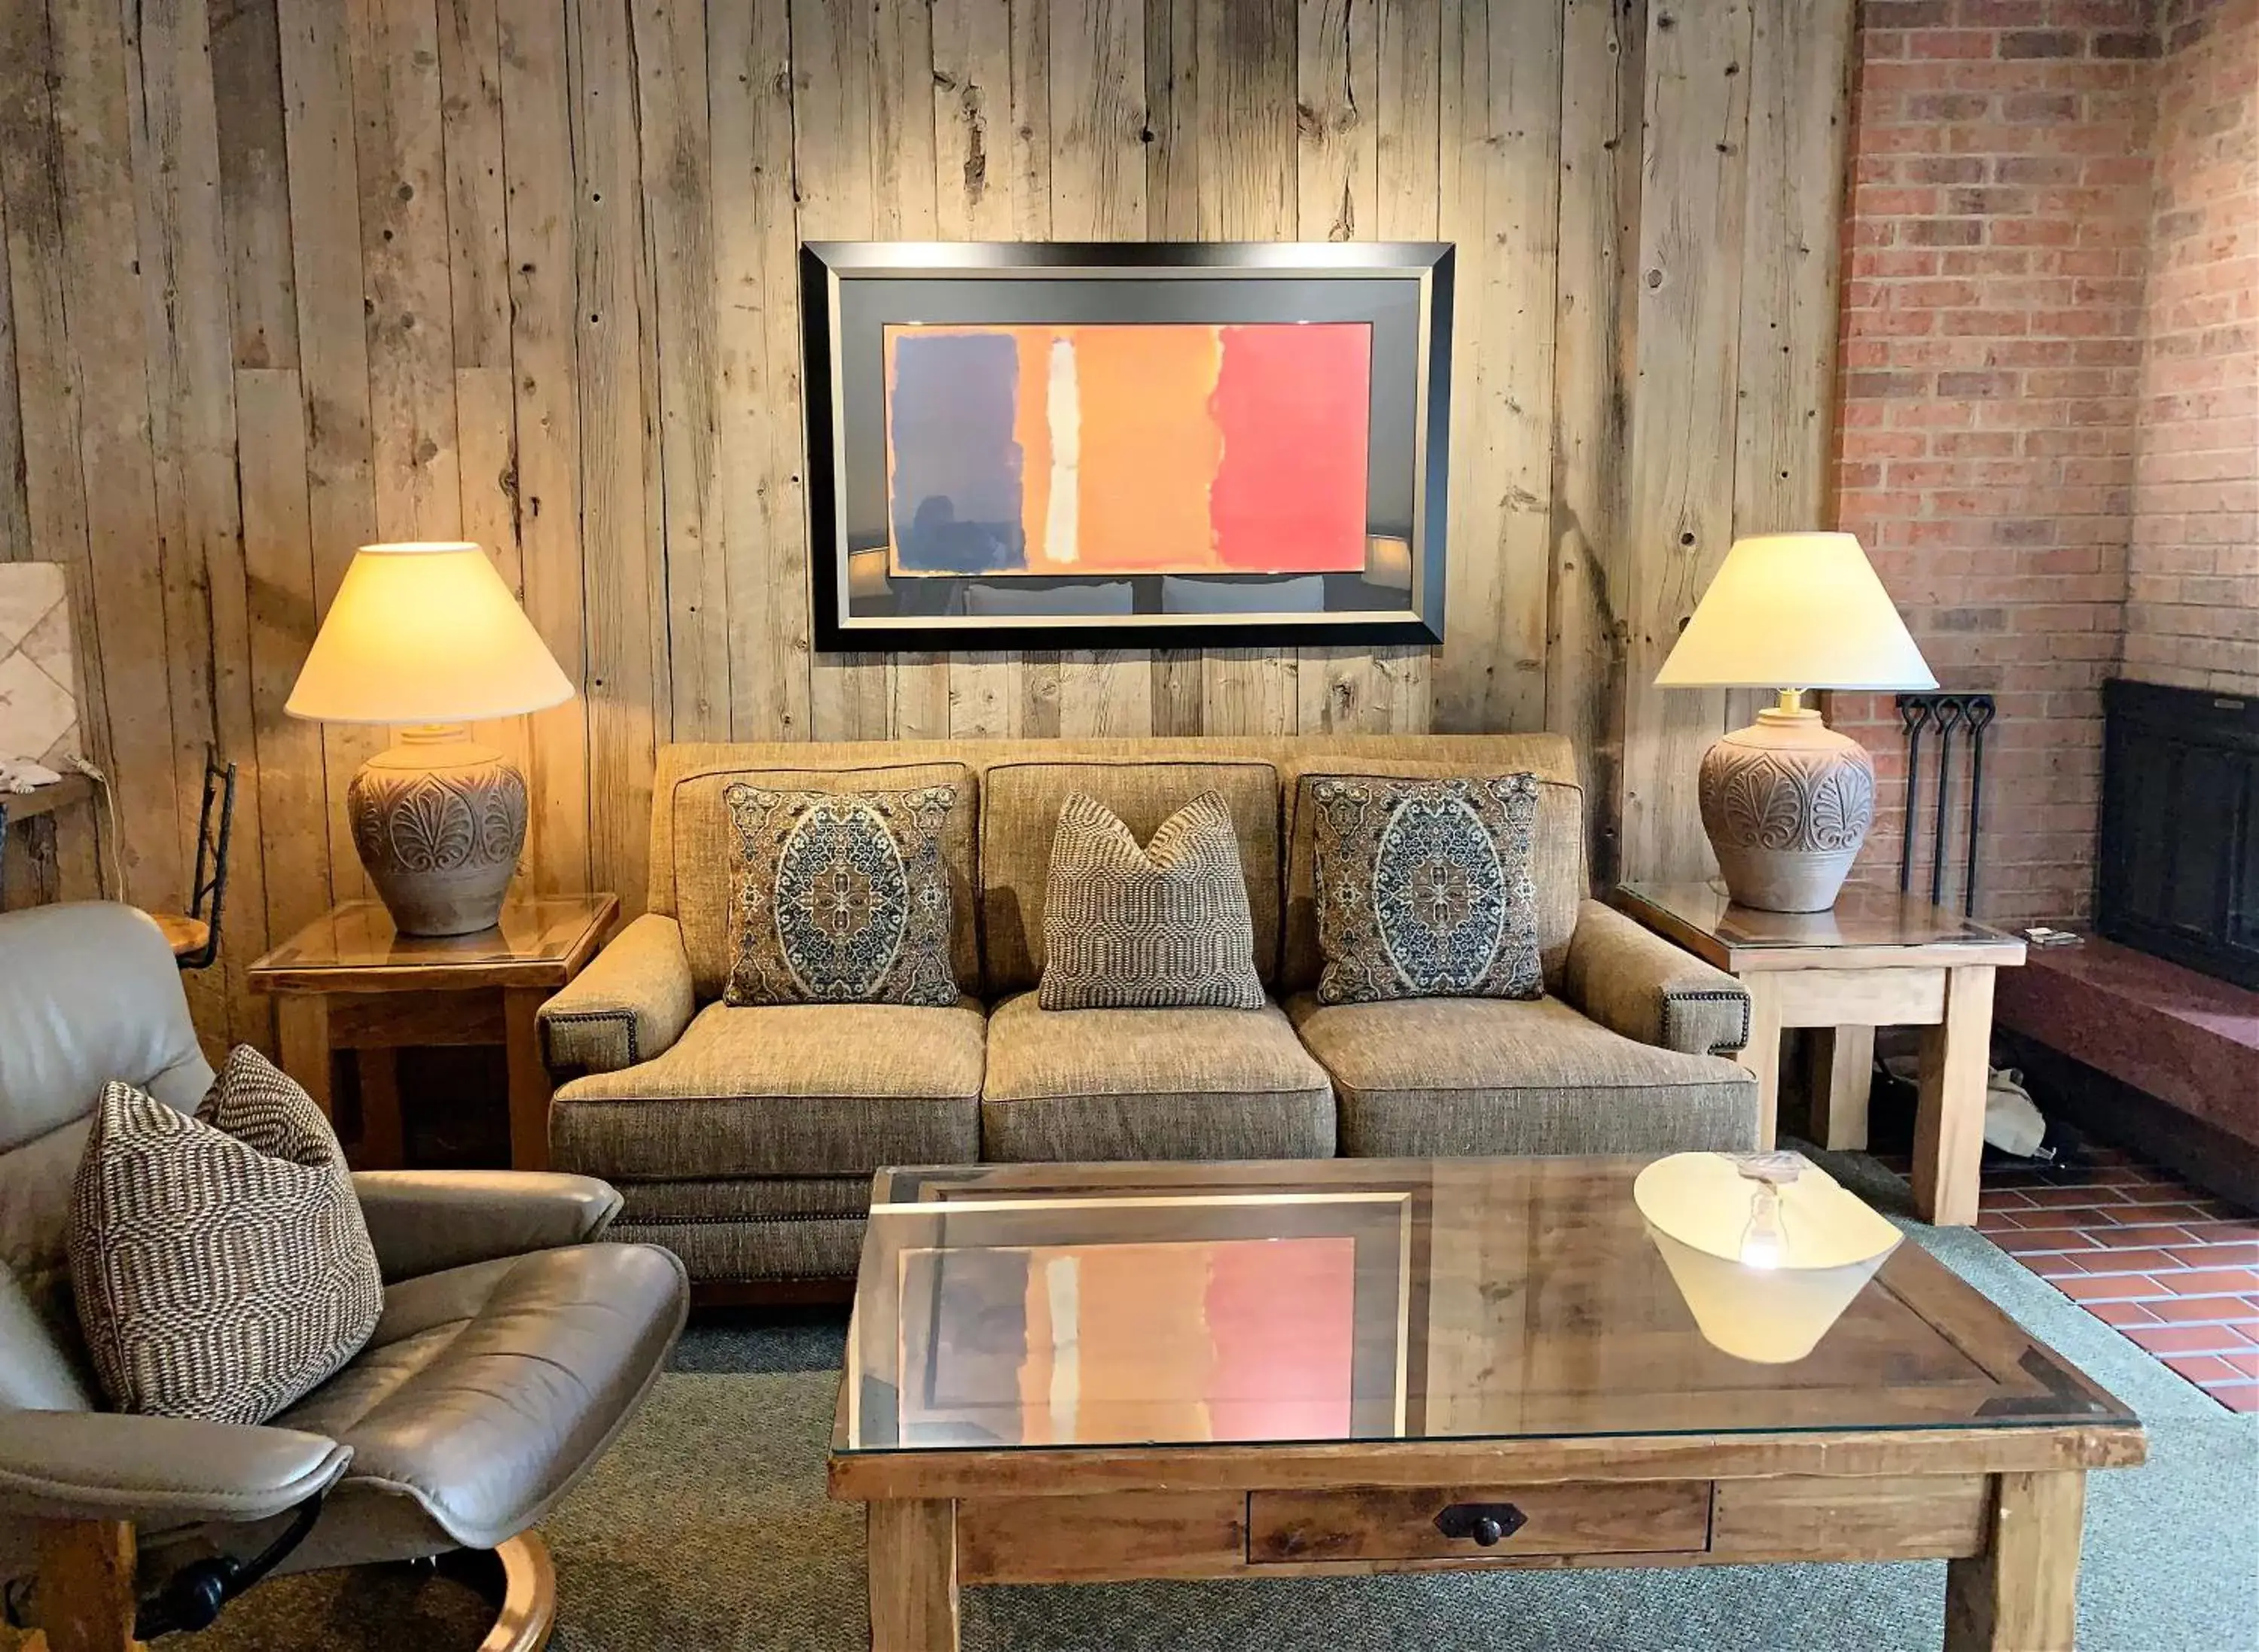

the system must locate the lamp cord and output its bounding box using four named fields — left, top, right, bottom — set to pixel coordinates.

left=63, top=754, right=128, bottom=901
